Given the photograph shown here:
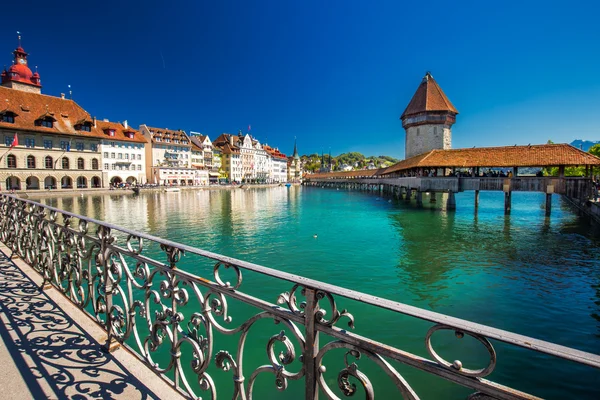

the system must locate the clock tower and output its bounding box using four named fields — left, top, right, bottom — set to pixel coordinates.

left=1, top=35, right=42, bottom=94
